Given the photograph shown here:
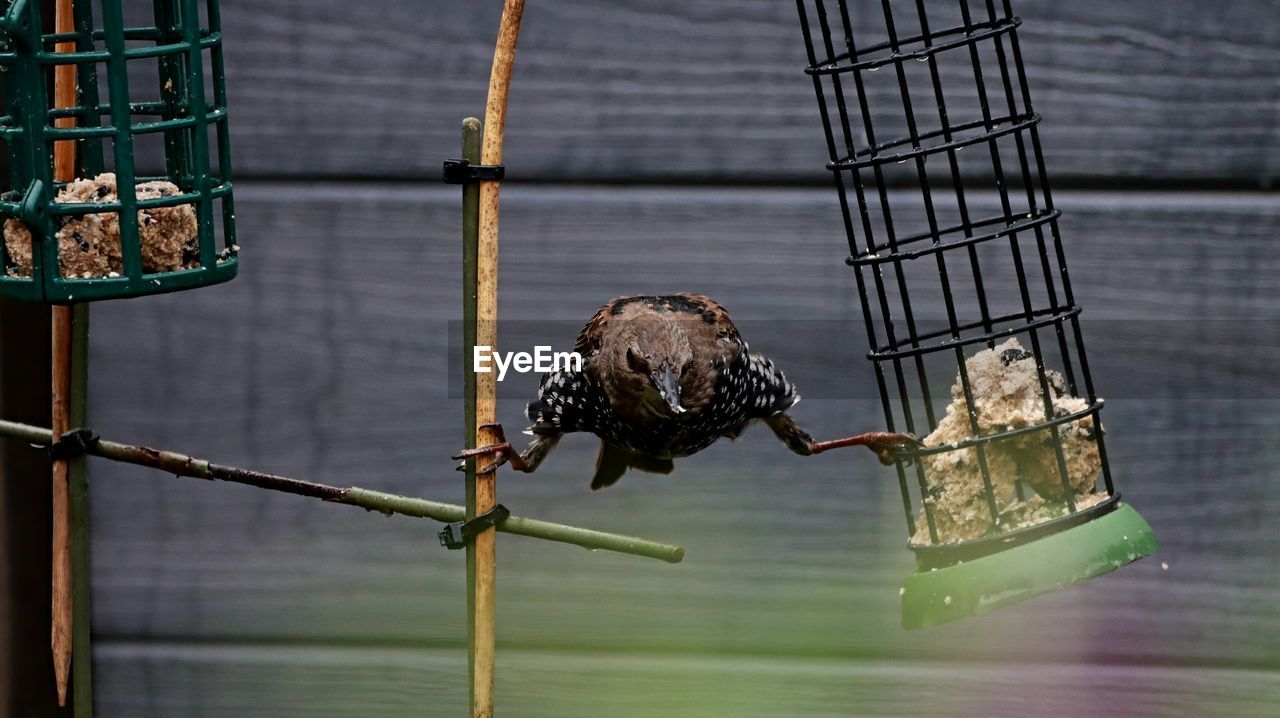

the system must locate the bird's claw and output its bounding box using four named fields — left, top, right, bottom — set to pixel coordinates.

left=452, top=442, right=514, bottom=473
left=451, top=423, right=520, bottom=474
left=874, top=433, right=924, bottom=466
left=453, top=445, right=512, bottom=473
